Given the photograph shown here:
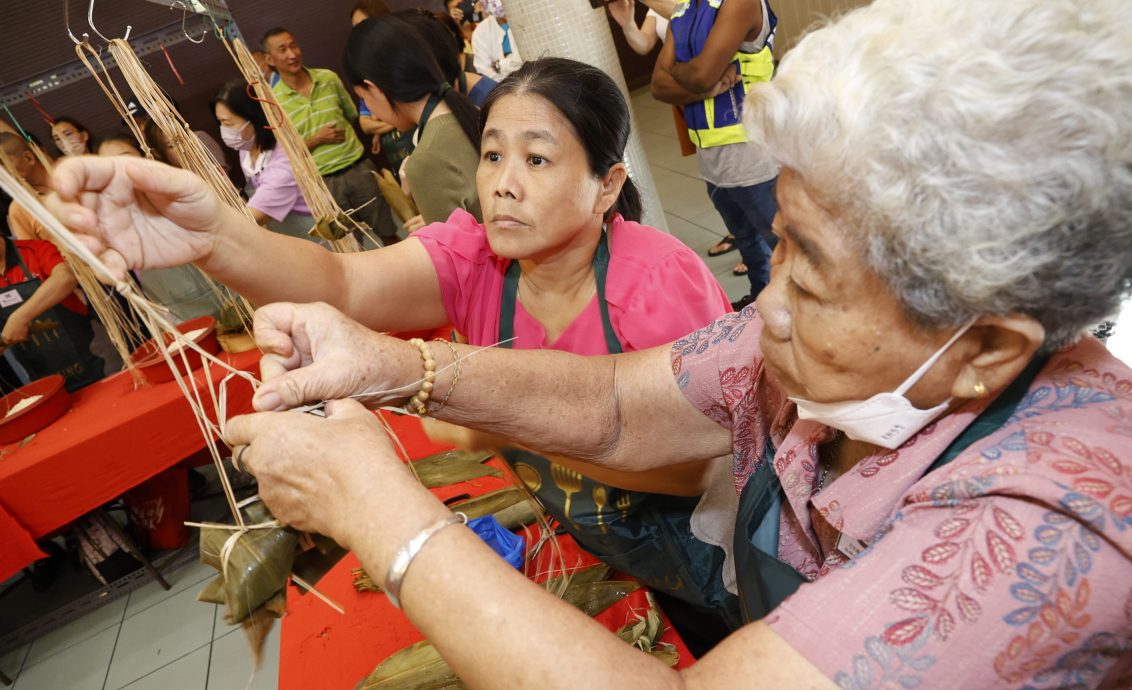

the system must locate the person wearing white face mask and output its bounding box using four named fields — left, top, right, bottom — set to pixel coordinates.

left=50, top=117, right=92, bottom=157
left=212, top=81, right=317, bottom=242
